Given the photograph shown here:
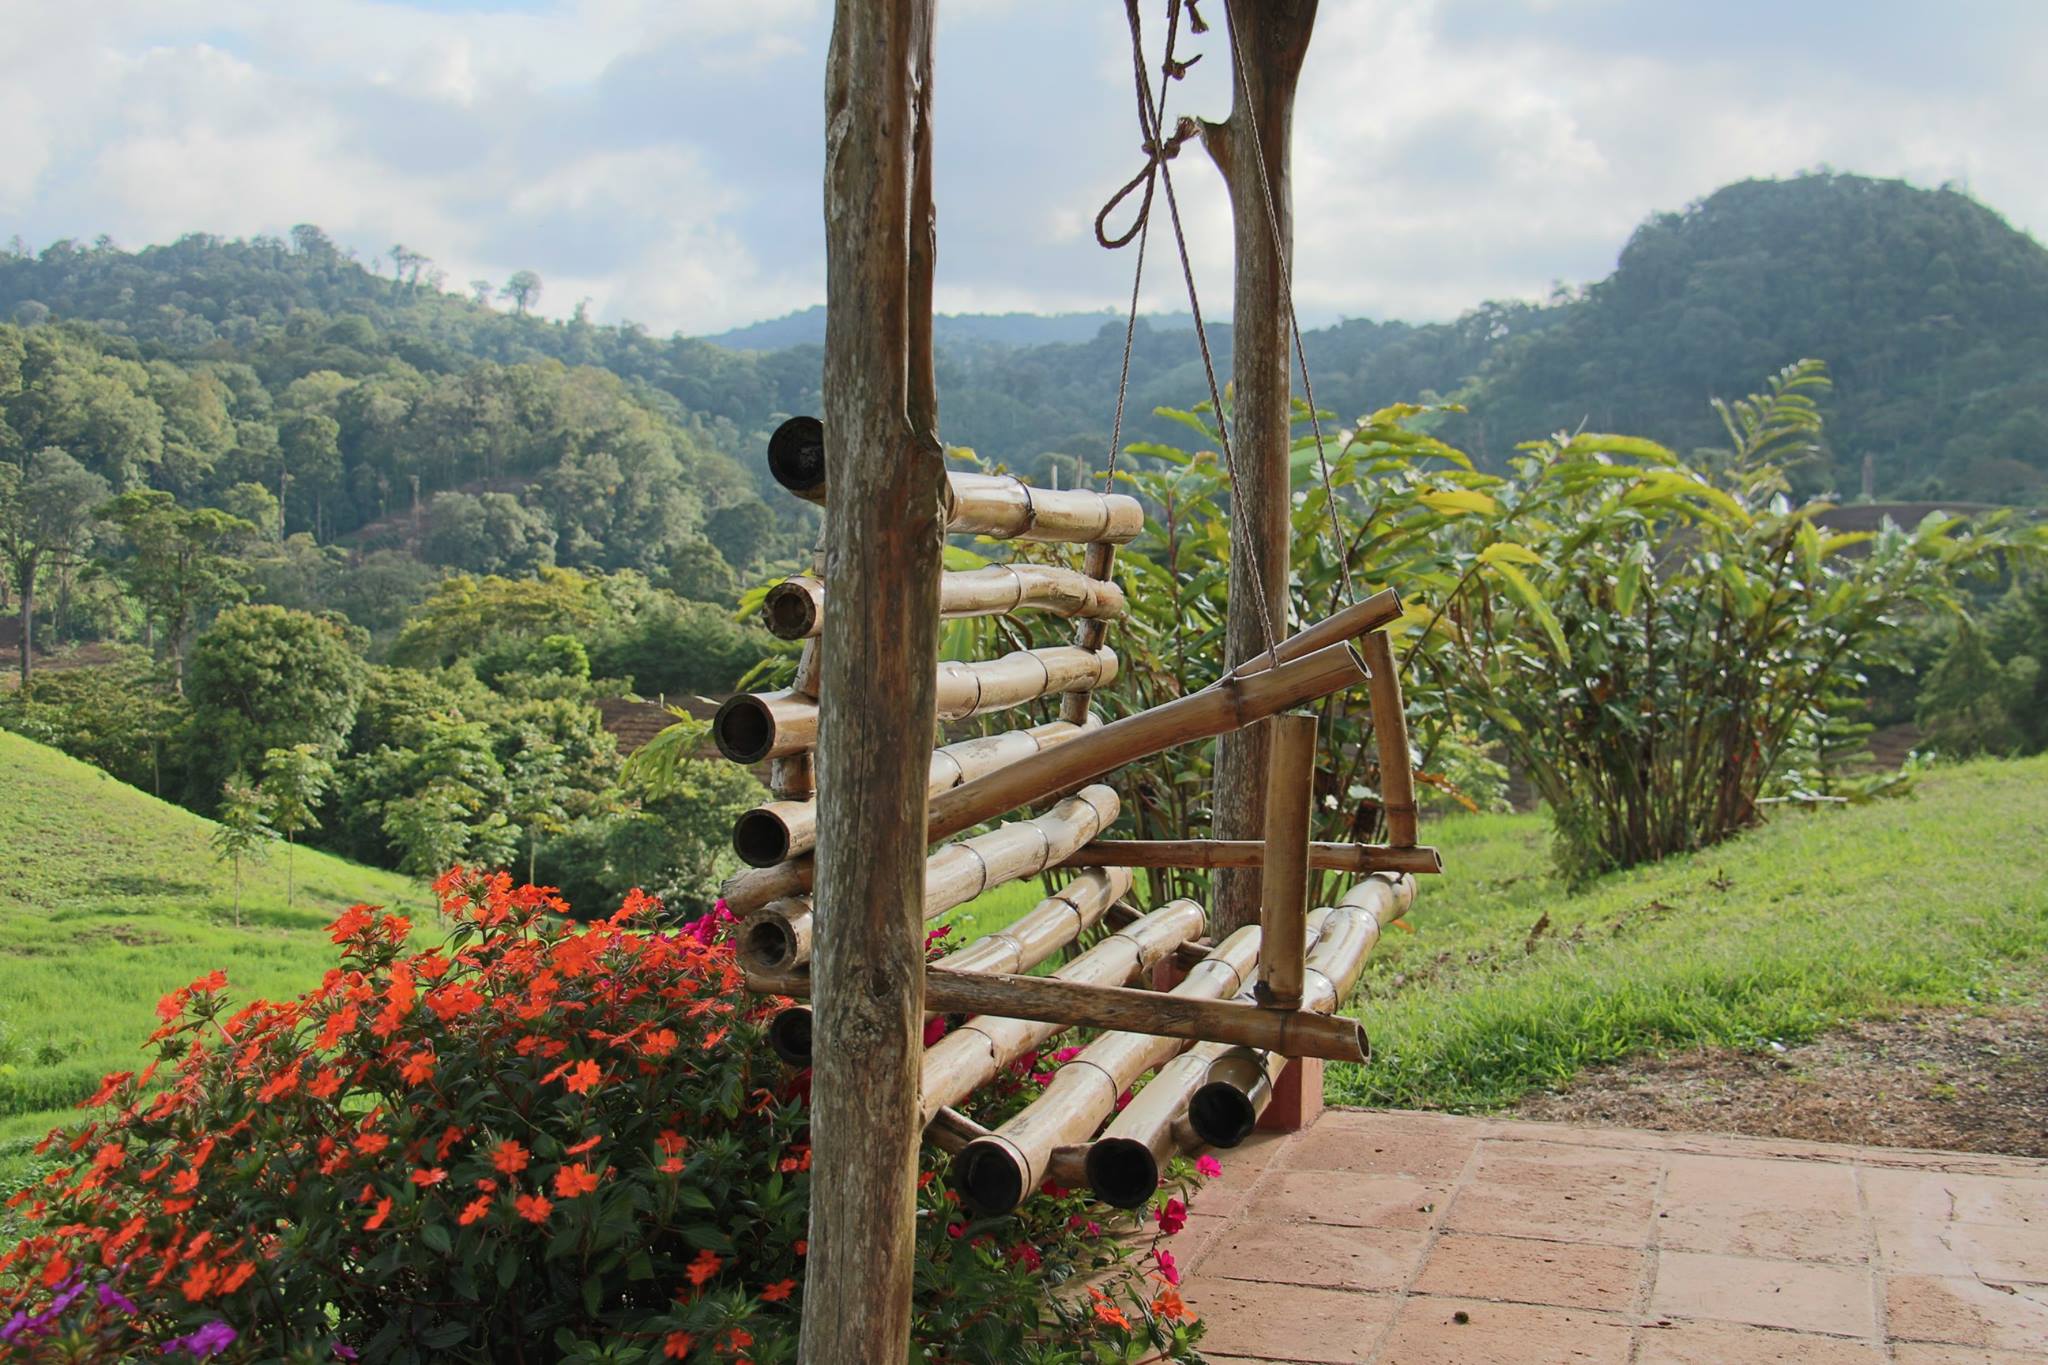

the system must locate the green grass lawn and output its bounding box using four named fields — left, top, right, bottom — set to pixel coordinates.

left=1335, top=754, right=2048, bottom=1111
left=0, top=731, right=422, bottom=1157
